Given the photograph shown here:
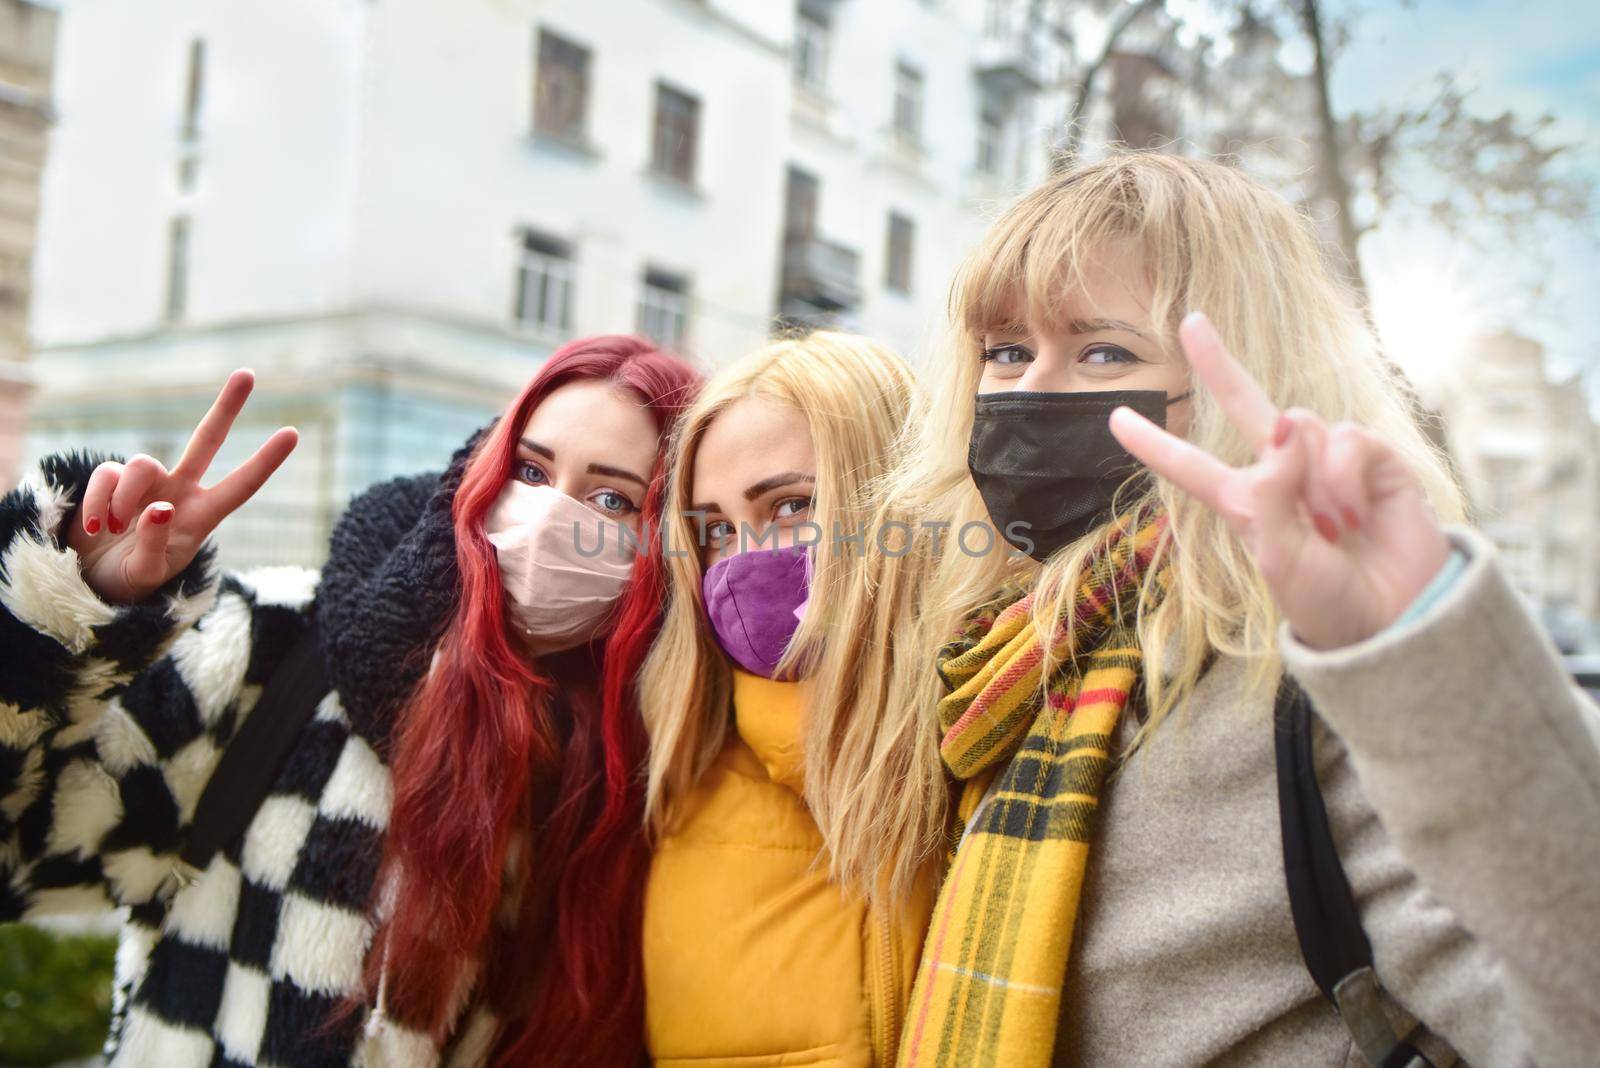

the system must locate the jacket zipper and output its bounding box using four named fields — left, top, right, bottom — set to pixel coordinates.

left=869, top=901, right=901, bottom=1066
